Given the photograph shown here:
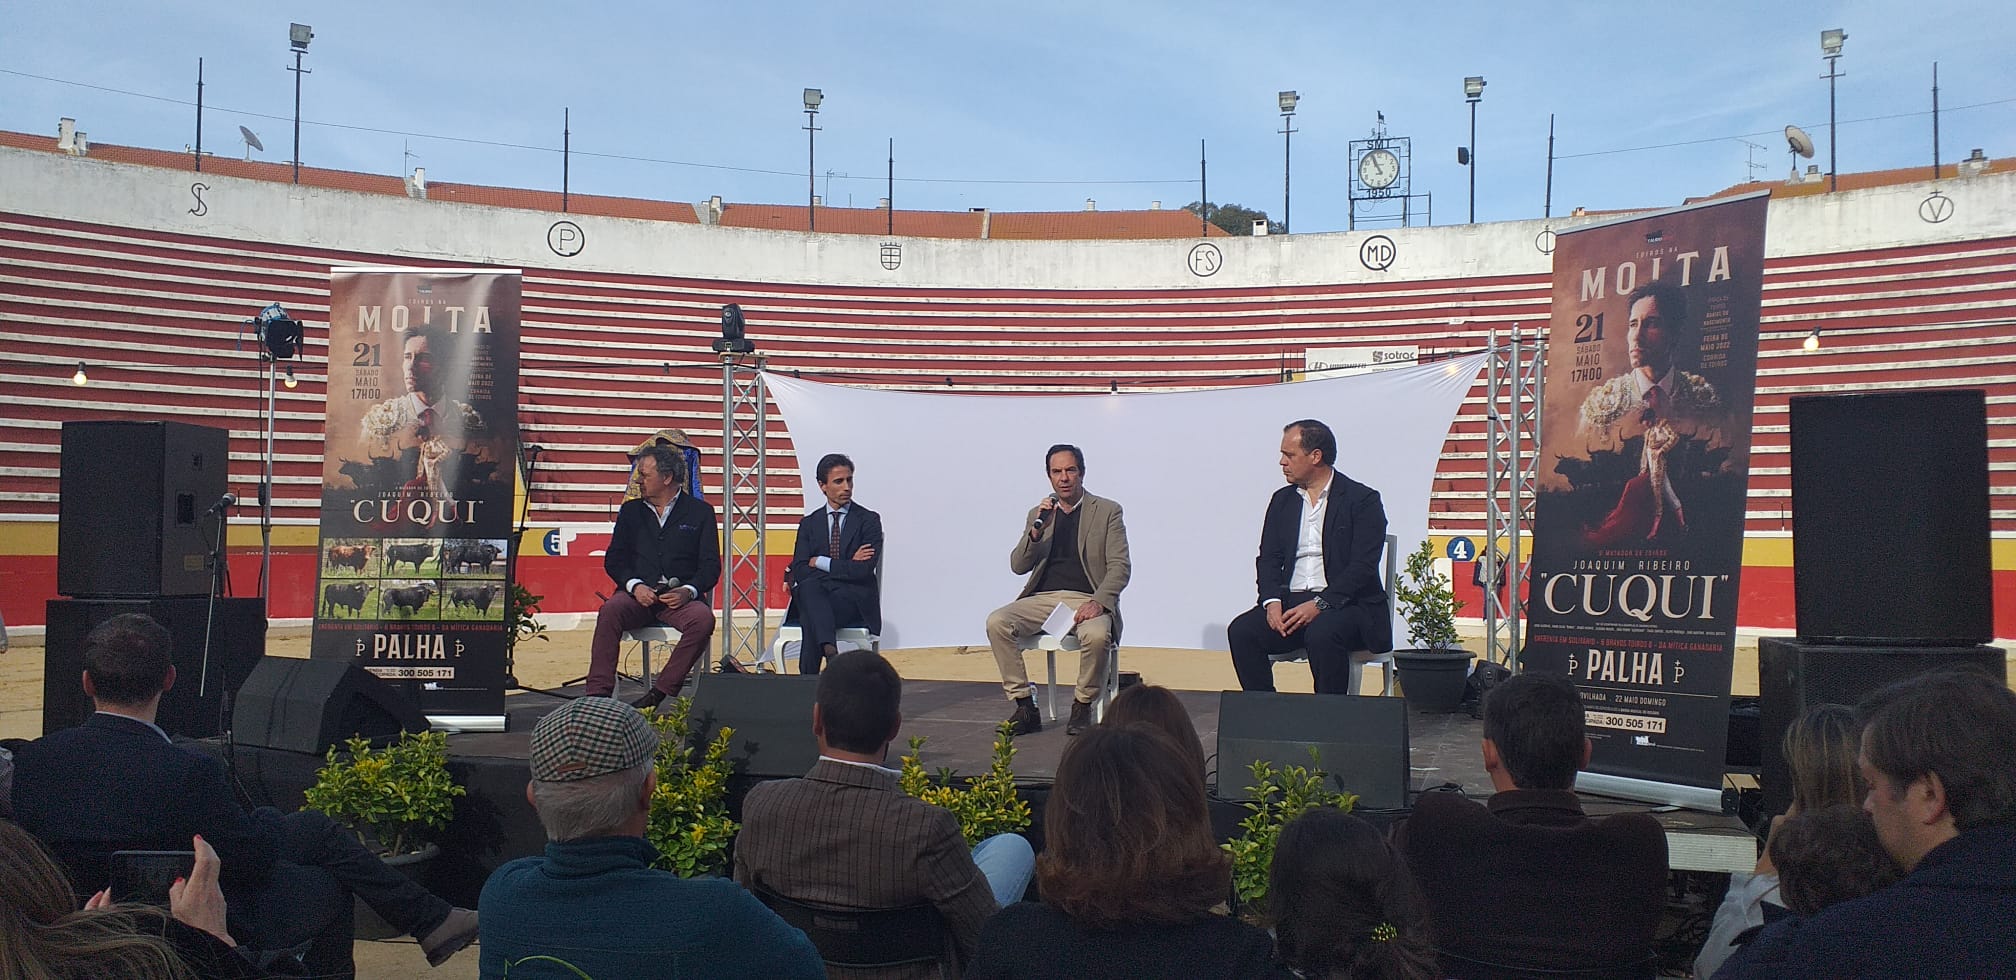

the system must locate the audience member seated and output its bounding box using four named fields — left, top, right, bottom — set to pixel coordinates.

left=1, top=820, right=268, bottom=980
left=9, top=614, right=476, bottom=979
left=1396, top=670, right=1666, bottom=979
left=964, top=725, right=1297, bottom=980
left=1100, top=683, right=1205, bottom=778
left=736, top=651, right=1034, bottom=979
left=1765, top=803, right=1902, bottom=919
left=481, top=696, right=823, bottom=979
left=1694, top=703, right=1862, bottom=978
left=1268, top=807, right=1437, bottom=980
left=1714, top=667, right=2016, bottom=979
